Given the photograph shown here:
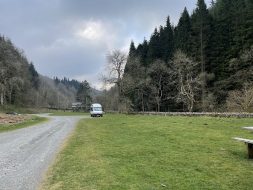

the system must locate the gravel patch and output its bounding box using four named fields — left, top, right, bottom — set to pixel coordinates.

left=0, top=114, right=86, bottom=190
